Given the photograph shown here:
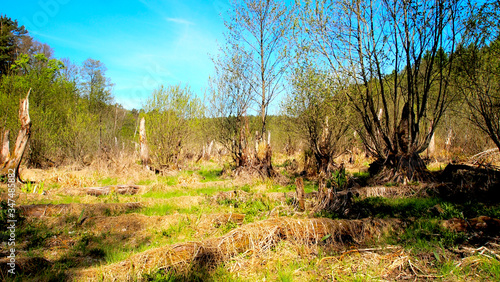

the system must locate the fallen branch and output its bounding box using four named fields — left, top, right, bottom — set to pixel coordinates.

left=470, top=148, right=499, bottom=161
left=85, top=185, right=145, bottom=196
